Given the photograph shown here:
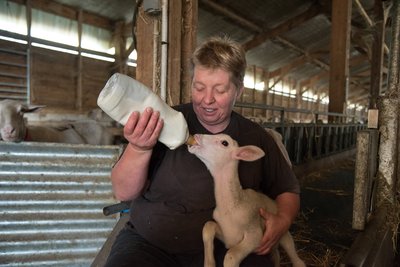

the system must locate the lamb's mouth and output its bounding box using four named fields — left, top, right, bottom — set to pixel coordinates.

left=186, top=135, right=199, bottom=146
